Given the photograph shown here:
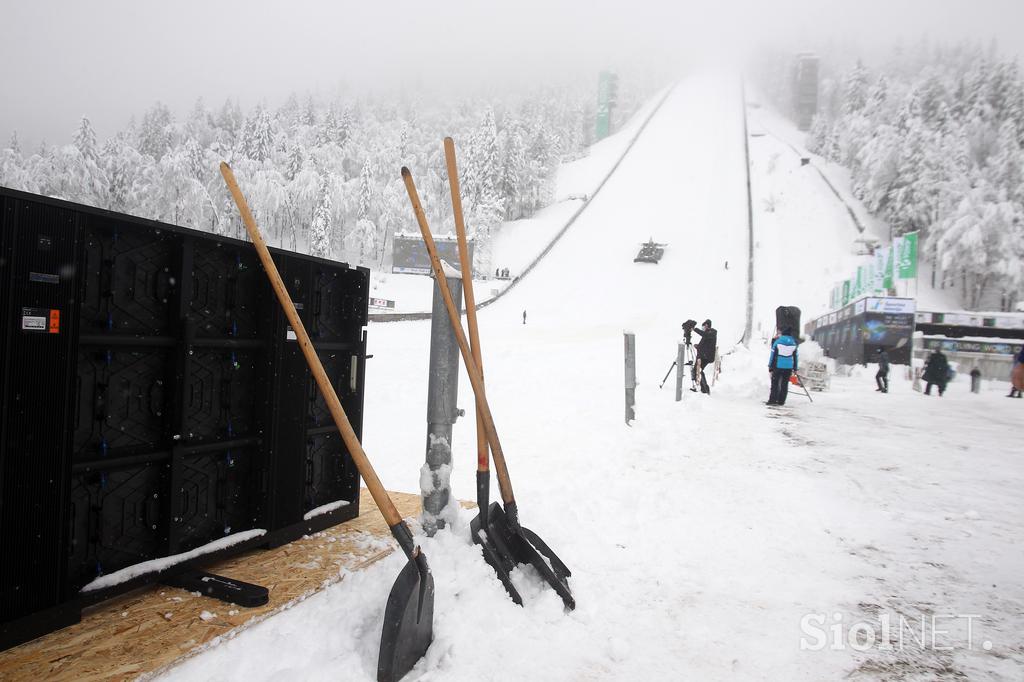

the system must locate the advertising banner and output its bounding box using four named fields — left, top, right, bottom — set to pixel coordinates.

left=865, top=297, right=916, bottom=315
left=882, top=245, right=894, bottom=289
left=922, top=339, right=1023, bottom=355
left=863, top=312, right=916, bottom=346
left=596, top=71, right=616, bottom=140
left=874, top=247, right=887, bottom=292
left=898, top=231, right=918, bottom=279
